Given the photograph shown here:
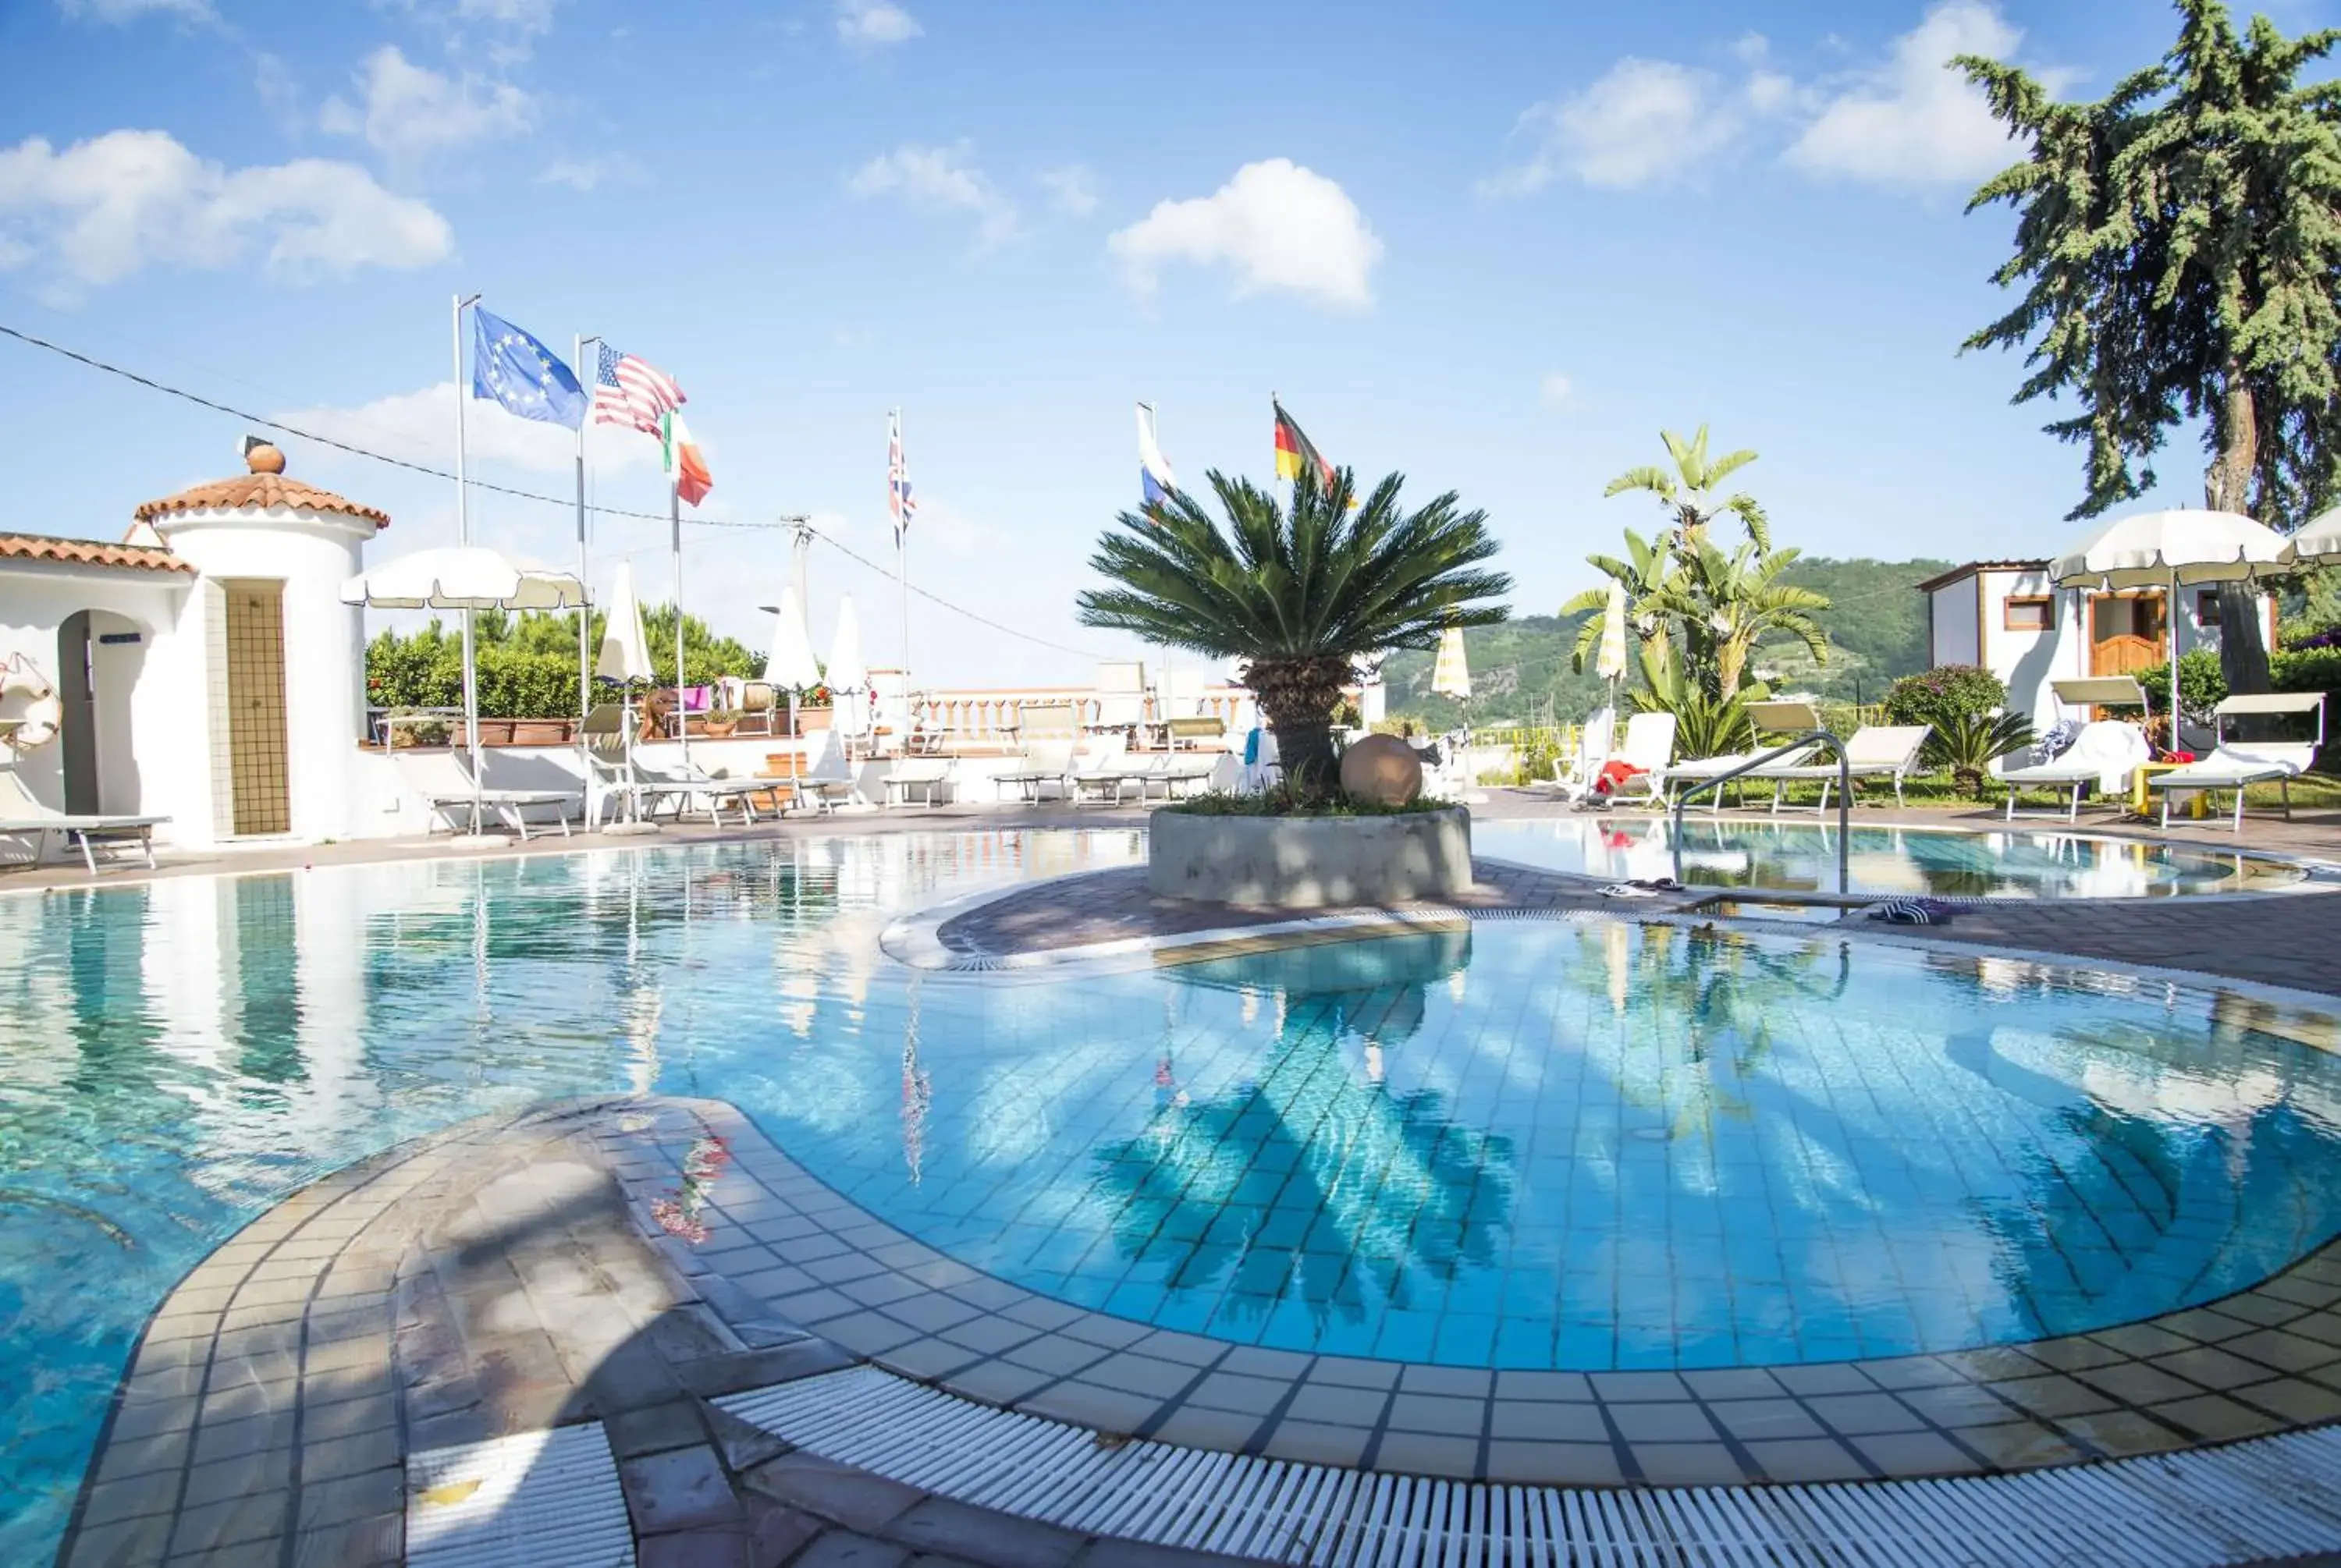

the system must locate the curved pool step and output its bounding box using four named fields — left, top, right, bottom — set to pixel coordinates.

left=721, top=1362, right=2341, bottom=1566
